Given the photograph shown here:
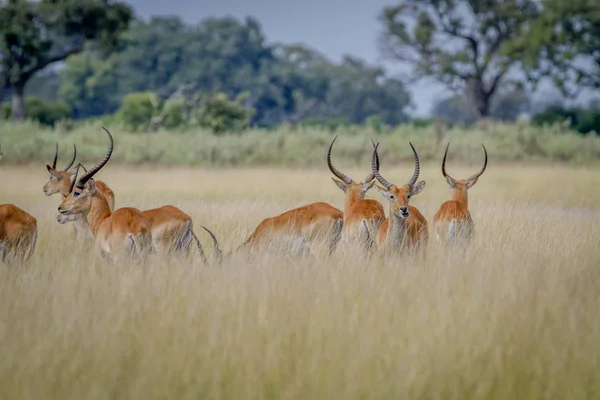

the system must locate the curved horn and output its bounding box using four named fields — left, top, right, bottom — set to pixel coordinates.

left=60, top=143, right=77, bottom=172
left=441, top=142, right=455, bottom=181
left=52, top=142, right=58, bottom=169
left=371, top=143, right=393, bottom=190
left=407, top=142, right=421, bottom=188
left=68, top=164, right=81, bottom=194
left=76, top=127, right=114, bottom=189
left=465, top=143, right=488, bottom=181
left=327, top=135, right=352, bottom=185
left=360, top=137, right=379, bottom=184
